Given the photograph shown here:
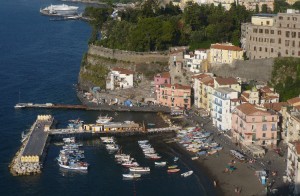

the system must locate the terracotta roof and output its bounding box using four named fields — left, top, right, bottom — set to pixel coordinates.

left=240, top=96, right=248, bottom=103
left=241, top=91, right=250, bottom=99
left=192, top=73, right=210, bottom=79
left=215, top=77, right=239, bottom=85
left=260, top=86, right=274, bottom=93
left=263, top=102, right=288, bottom=112
left=155, top=72, right=170, bottom=78
left=231, top=98, right=240, bottom=102
left=201, top=76, right=214, bottom=87
left=287, top=97, right=300, bottom=106
left=112, top=67, right=135, bottom=75
left=162, top=83, right=191, bottom=90
left=236, top=103, right=271, bottom=116
left=295, top=105, right=300, bottom=110
left=211, top=44, right=243, bottom=51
